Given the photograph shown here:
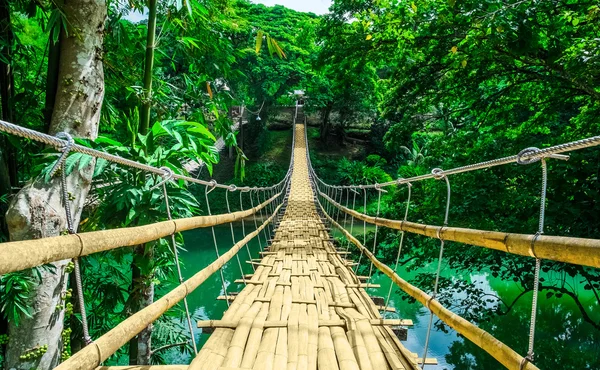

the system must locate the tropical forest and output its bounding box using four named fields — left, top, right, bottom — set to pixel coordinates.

left=0, top=0, right=598, bottom=369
